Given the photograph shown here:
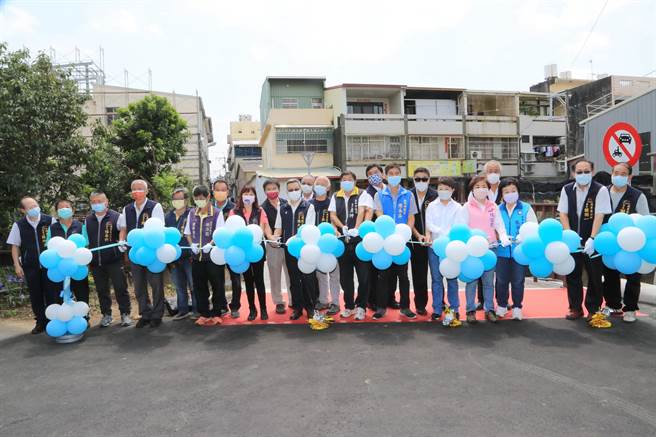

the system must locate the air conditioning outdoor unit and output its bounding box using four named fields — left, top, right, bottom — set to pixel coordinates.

left=556, top=160, right=567, bottom=173
left=470, top=150, right=482, bottom=160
